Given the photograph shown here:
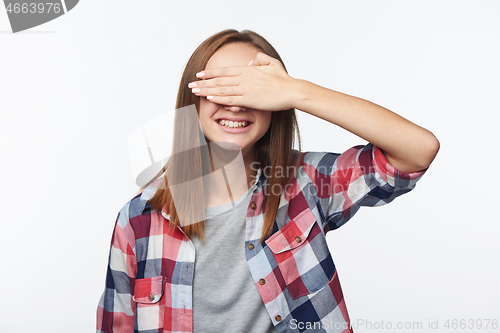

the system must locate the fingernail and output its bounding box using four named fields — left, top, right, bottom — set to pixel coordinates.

left=192, top=88, right=201, bottom=93
left=188, top=82, right=197, bottom=88
left=207, top=96, right=214, bottom=100
left=247, top=60, right=253, bottom=65
left=196, top=71, right=205, bottom=78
